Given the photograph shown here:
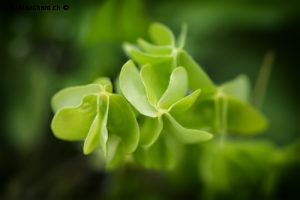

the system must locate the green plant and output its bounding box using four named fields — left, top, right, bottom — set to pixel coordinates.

left=50, top=23, right=267, bottom=170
